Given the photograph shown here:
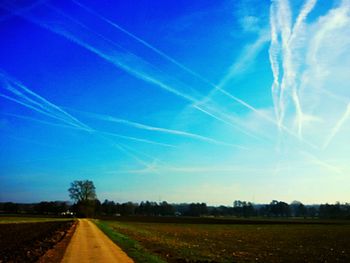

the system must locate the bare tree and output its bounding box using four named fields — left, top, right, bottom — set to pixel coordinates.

left=68, top=180, right=96, bottom=203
